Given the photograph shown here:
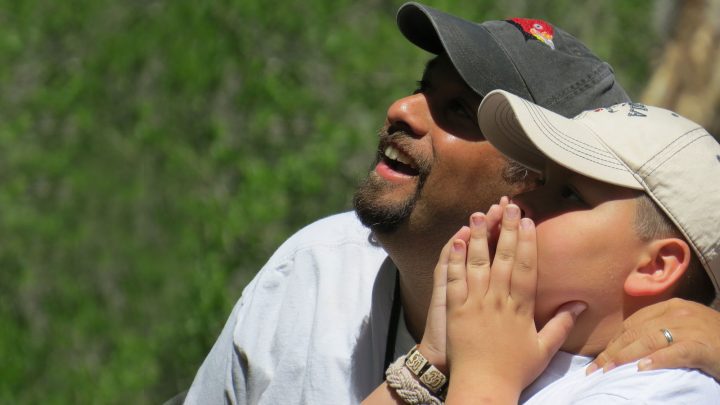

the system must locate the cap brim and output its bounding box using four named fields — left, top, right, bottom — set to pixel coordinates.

left=397, top=2, right=532, bottom=100
left=478, top=90, right=643, bottom=190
